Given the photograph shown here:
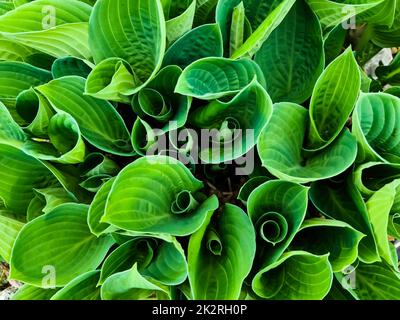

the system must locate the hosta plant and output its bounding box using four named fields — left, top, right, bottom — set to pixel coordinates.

left=0, top=0, right=399, bottom=301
